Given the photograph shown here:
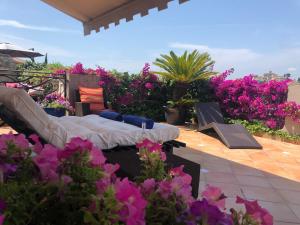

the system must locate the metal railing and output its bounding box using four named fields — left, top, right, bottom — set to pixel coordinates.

left=0, top=69, right=67, bottom=98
